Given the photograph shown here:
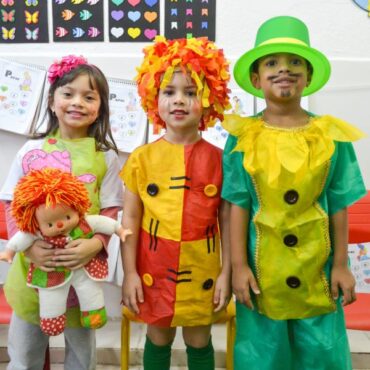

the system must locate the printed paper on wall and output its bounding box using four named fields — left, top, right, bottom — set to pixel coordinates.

left=165, top=0, right=216, bottom=41
left=52, top=0, right=103, bottom=42
left=109, top=0, right=160, bottom=42
left=0, top=0, right=48, bottom=43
